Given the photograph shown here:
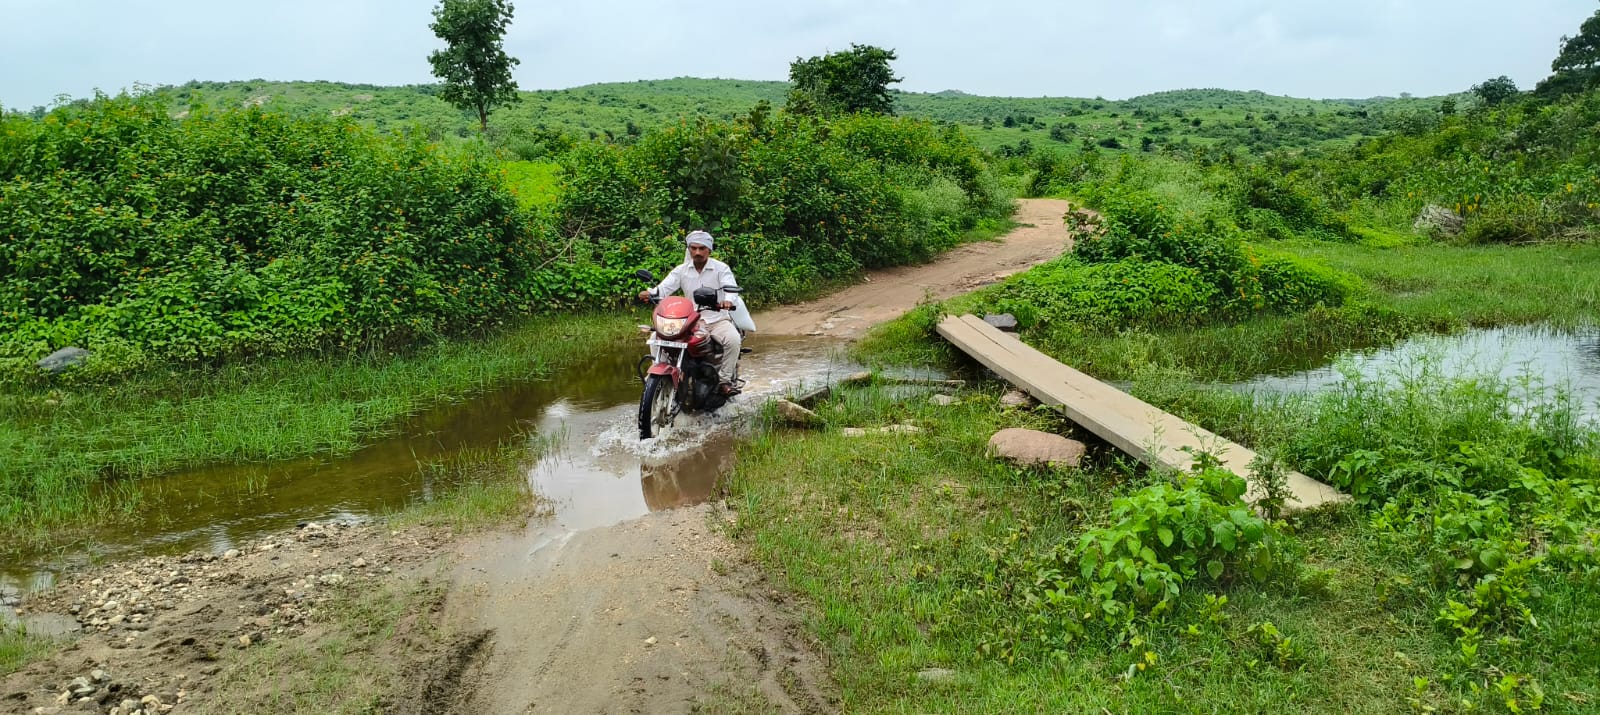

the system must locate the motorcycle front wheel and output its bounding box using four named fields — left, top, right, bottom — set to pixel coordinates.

left=639, top=373, right=676, bottom=439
